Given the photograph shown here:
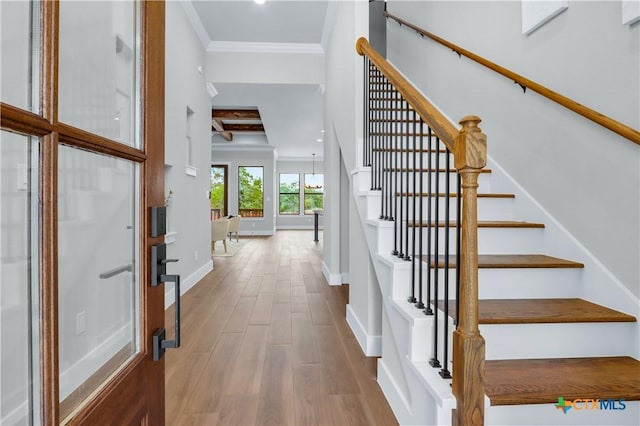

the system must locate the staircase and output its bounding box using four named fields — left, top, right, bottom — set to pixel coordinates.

left=351, top=39, right=640, bottom=426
